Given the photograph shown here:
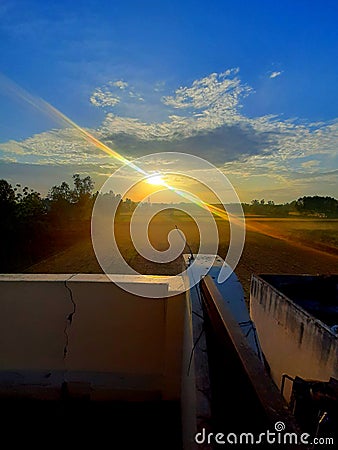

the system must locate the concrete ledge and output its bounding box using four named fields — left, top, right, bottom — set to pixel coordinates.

left=0, top=370, right=164, bottom=401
